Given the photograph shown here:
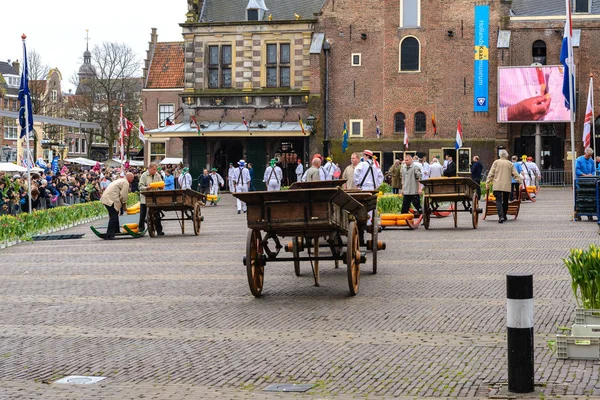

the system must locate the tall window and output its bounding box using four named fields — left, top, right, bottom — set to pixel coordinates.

left=3, top=118, right=18, bottom=139
left=394, top=112, right=406, bottom=132
left=400, top=37, right=420, bottom=72
left=349, top=119, right=363, bottom=137
left=414, top=112, right=426, bottom=132
left=208, top=45, right=232, bottom=89
left=575, top=0, right=590, bottom=12
left=400, top=0, right=420, bottom=28
left=532, top=40, right=547, bottom=65
left=158, top=104, right=174, bottom=127
left=266, top=43, right=291, bottom=88
left=50, top=90, right=57, bottom=102
left=150, top=142, right=166, bottom=162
